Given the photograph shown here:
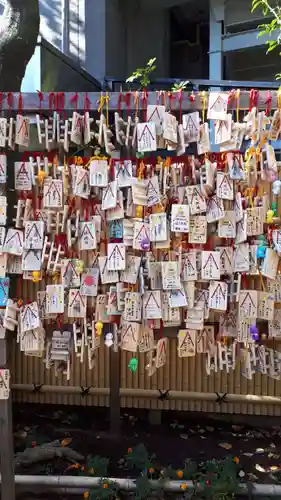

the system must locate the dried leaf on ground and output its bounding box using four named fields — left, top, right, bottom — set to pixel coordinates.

left=61, top=438, right=73, bottom=447
left=255, top=464, right=266, bottom=472
left=219, top=443, right=232, bottom=450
